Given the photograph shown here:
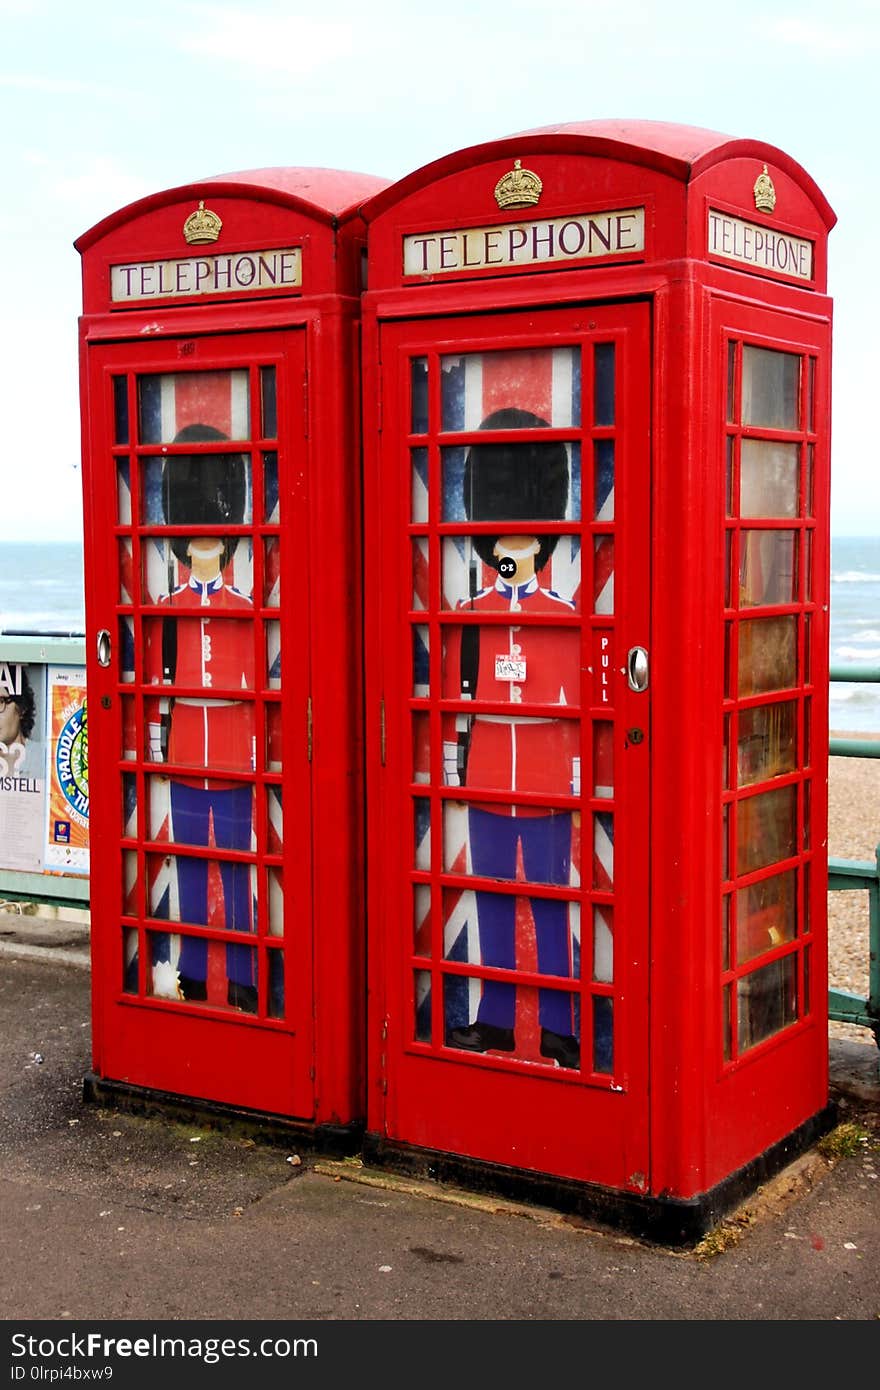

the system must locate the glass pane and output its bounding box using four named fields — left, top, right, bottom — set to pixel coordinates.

left=594, top=439, right=615, bottom=521
left=413, top=625, right=429, bottom=697
left=594, top=343, right=615, bottom=426
left=266, top=702, right=282, bottom=771
left=137, top=371, right=251, bottom=443
left=413, top=712, right=430, bottom=784
left=123, top=927, right=138, bottom=994
left=737, top=954, right=797, bottom=1052
left=263, top=538, right=280, bottom=607
left=593, top=995, right=613, bottom=1074
left=412, top=537, right=430, bottom=611
left=441, top=625, right=580, bottom=707
left=260, top=366, right=277, bottom=439
left=722, top=893, right=731, bottom=971
left=122, top=773, right=137, bottom=838
left=268, top=947, right=284, bottom=1019
left=726, top=342, right=737, bottom=424
left=723, top=982, right=733, bottom=1062
left=439, top=347, right=581, bottom=432
left=114, top=376, right=130, bottom=445
left=122, top=849, right=139, bottom=916
left=741, top=347, right=799, bottom=429
left=442, top=802, right=579, bottom=884
left=739, top=530, right=796, bottom=607
left=414, top=797, right=431, bottom=870
left=593, top=536, right=614, bottom=614
left=736, top=869, right=796, bottom=966
left=439, top=712, right=580, bottom=799
left=593, top=721, right=614, bottom=796
left=411, top=447, right=429, bottom=524
left=266, top=785, right=283, bottom=852
left=737, top=701, right=797, bottom=785
left=593, top=905, right=613, bottom=984
left=593, top=813, right=613, bottom=889
left=121, top=696, right=137, bottom=761
left=141, top=529, right=254, bottom=603
left=118, top=616, right=135, bottom=683
left=146, top=850, right=256, bottom=932
left=725, top=437, right=735, bottom=516
left=411, top=357, right=429, bottom=434
left=264, top=451, right=280, bottom=523
left=738, top=615, right=797, bottom=695
left=118, top=538, right=134, bottom=604
left=443, top=435, right=579, bottom=524
left=266, top=620, right=281, bottom=689
left=736, top=784, right=797, bottom=875
left=117, top=459, right=133, bottom=525
left=413, top=884, right=431, bottom=957
left=268, top=866, right=283, bottom=935
left=147, top=929, right=258, bottom=1014
left=740, top=440, right=799, bottom=518
left=140, top=451, right=254, bottom=531
left=444, top=977, right=580, bottom=1070
left=414, top=969, right=432, bottom=1042
left=441, top=534, right=581, bottom=612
